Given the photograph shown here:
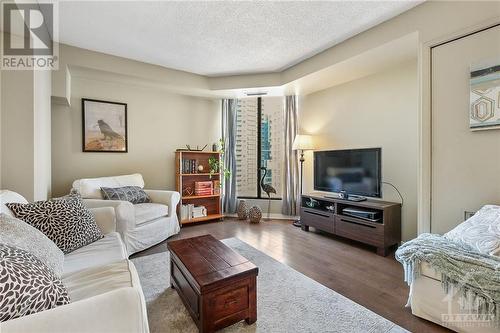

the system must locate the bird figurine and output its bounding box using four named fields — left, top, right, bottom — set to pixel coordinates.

left=260, top=166, right=277, bottom=219
left=97, top=120, right=123, bottom=141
